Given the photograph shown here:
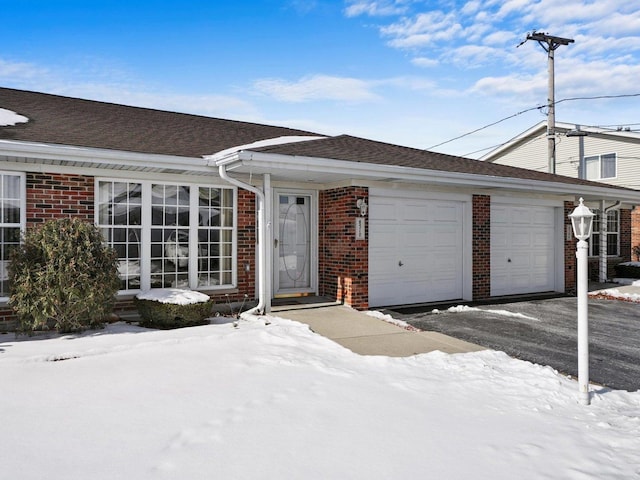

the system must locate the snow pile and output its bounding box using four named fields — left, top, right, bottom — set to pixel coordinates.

left=0, top=108, right=28, bottom=126
left=1, top=316, right=639, bottom=479
left=135, top=288, right=210, bottom=305
left=432, top=305, right=538, bottom=321
left=366, top=310, right=418, bottom=330
left=590, top=288, right=640, bottom=303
